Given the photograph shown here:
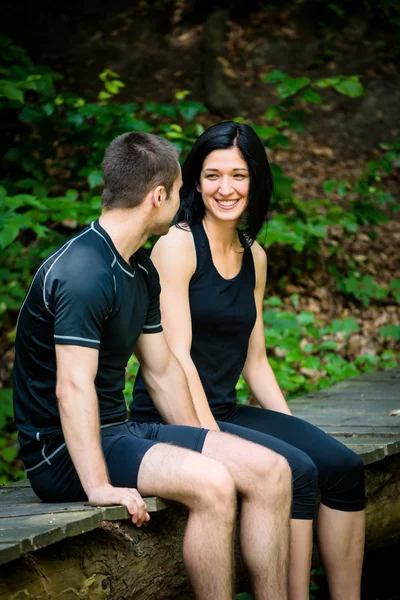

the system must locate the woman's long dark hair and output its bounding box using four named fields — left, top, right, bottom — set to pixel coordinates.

left=177, top=121, right=273, bottom=245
